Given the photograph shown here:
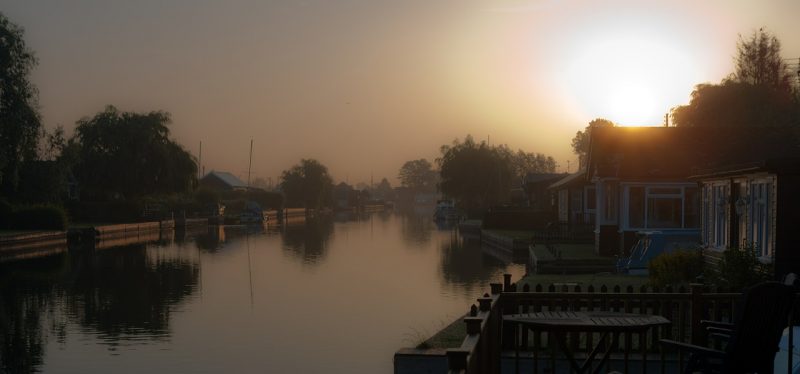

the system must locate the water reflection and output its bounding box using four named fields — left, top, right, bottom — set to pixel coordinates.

left=399, top=211, right=433, bottom=247
left=65, top=245, right=199, bottom=340
left=281, top=217, right=334, bottom=265
left=0, top=244, right=199, bottom=372
left=1, top=213, right=525, bottom=373
left=0, top=254, right=68, bottom=373
left=438, top=236, right=513, bottom=293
